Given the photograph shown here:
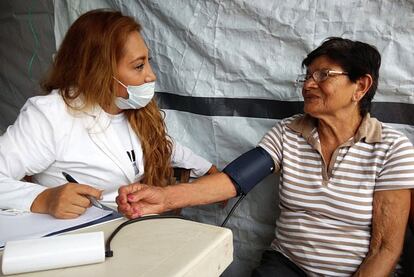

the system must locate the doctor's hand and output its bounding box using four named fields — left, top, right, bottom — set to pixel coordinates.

left=116, top=183, right=168, bottom=219
left=31, top=183, right=102, bottom=219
